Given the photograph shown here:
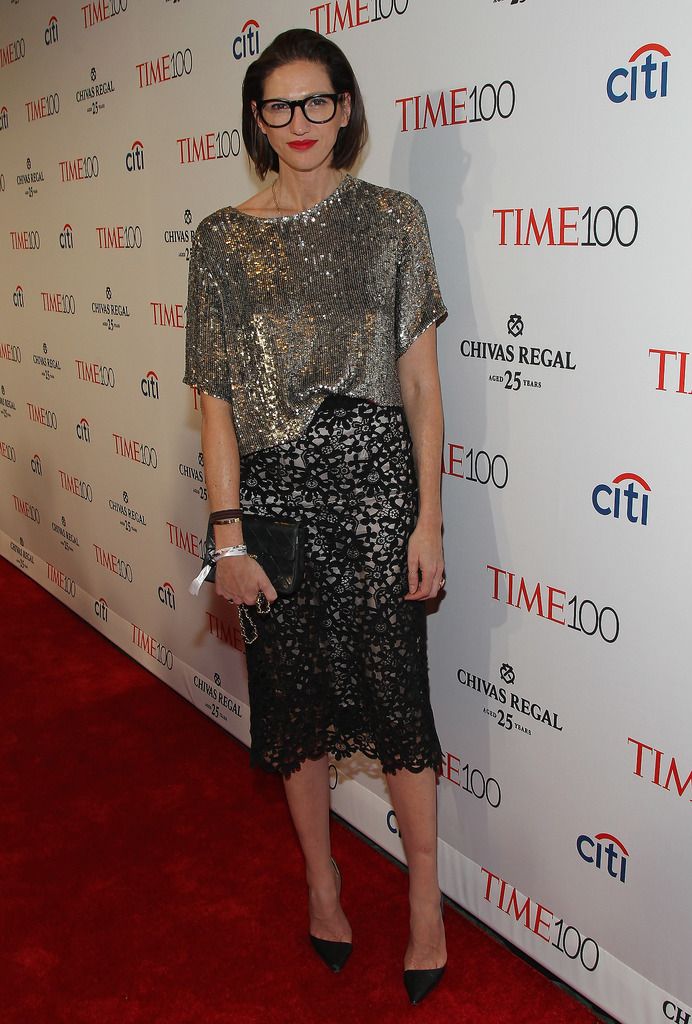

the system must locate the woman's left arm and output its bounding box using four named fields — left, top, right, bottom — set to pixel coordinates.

left=398, top=323, right=445, bottom=601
